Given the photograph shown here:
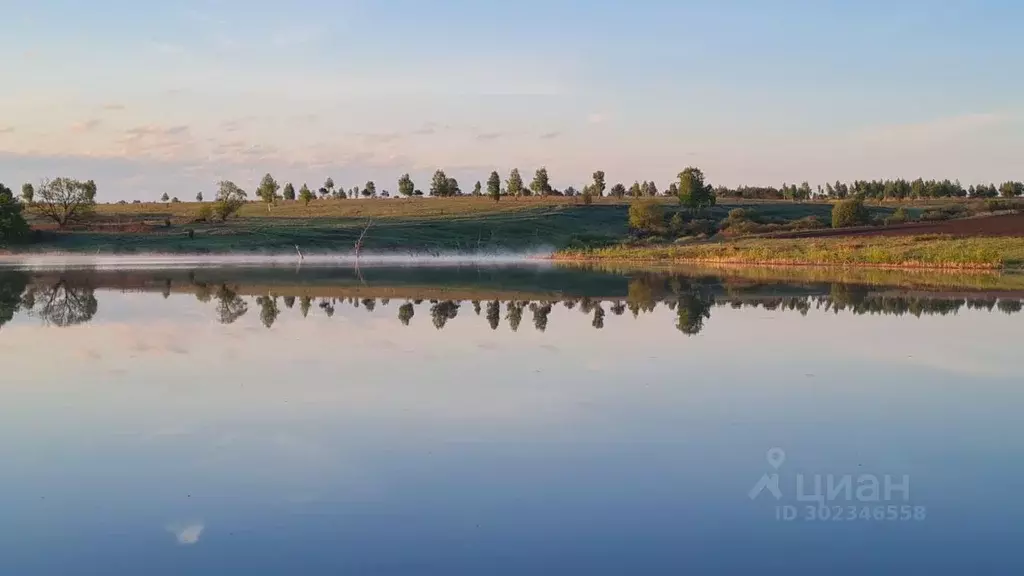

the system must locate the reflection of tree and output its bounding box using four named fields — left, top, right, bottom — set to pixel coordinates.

left=361, top=298, right=376, bottom=312
left=398, top=302, right=414, bottom=326
left=283, top=296, right=295, bottom=309
left=319, top=298, right=335, bottom=317
left=472, top=300, right=481, bottom=315
left=591, top=305, right=605, bottom=329
left=194, top=283, right=213, bottom=303
left=506, top=301, right=524, bottom=331
left=299, top=296, right=312, bottom=318
left=675, top=289, right=714, bottom=335
left=33, top=280, right=98, bottom=327
left=998, top=299, right=1023, bottom=314
left=215, top=285, right=248, bottom=324
left=430, top=300, right=459, bottom=329
left=530, top=302, right=552, bottom=332
left=486, top=300, right=500, bottom=330
left=0, top=271, right=29, bottom=330
left=256, top=295, right=279, bottom=328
